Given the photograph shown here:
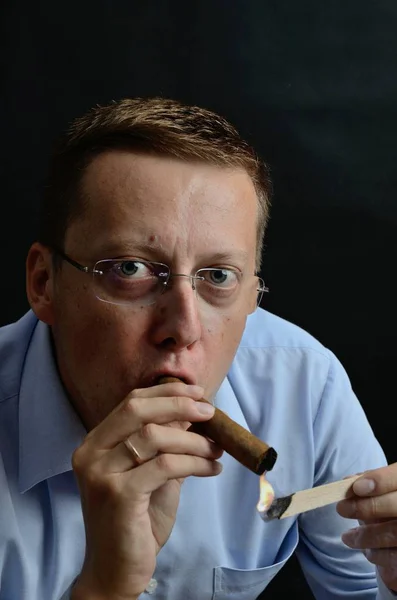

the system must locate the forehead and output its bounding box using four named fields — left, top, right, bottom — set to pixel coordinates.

left=66, top=151, right=258, bottom=263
